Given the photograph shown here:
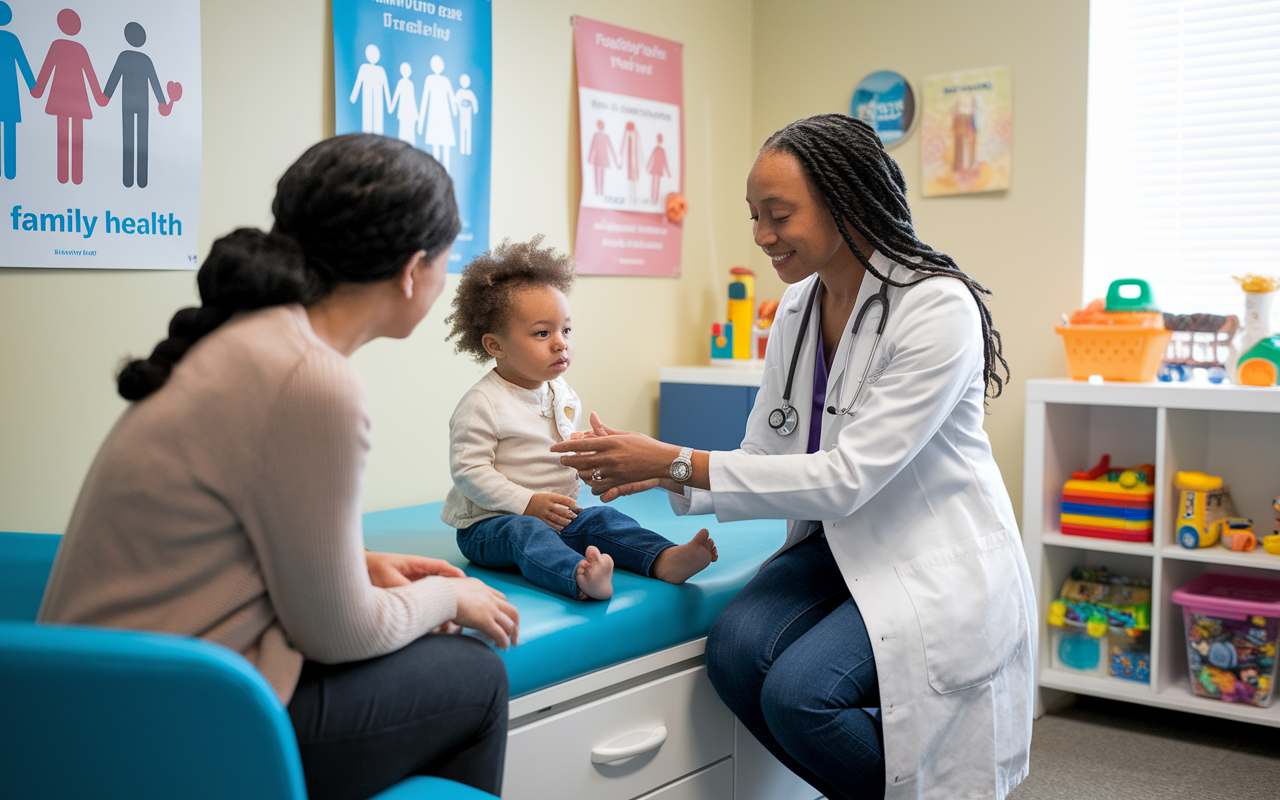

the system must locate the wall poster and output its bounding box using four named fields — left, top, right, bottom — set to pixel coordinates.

left=333, top=0, right=491, bottom=272
left=572, top=16, right=683, bottom=277
left=0, top=1, right=201, bottom=270
left=920, top=65, right=1011, bottom=197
